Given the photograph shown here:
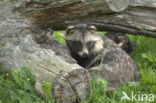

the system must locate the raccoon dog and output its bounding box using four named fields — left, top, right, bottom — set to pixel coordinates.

left=62, top=24, right=137, bottom=82
left=61, top=24, right=104, bottom=68
left=105, top=32, right=135, bottom=53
